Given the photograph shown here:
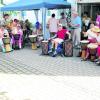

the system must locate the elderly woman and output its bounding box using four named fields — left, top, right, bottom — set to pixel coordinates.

left=83, top=23, right=97, bottom=42
left=93, top=29, right=100, bottom=65
left=48, top=24, right=70, bottom=56
left=83, top=26, right=100, bottom=60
